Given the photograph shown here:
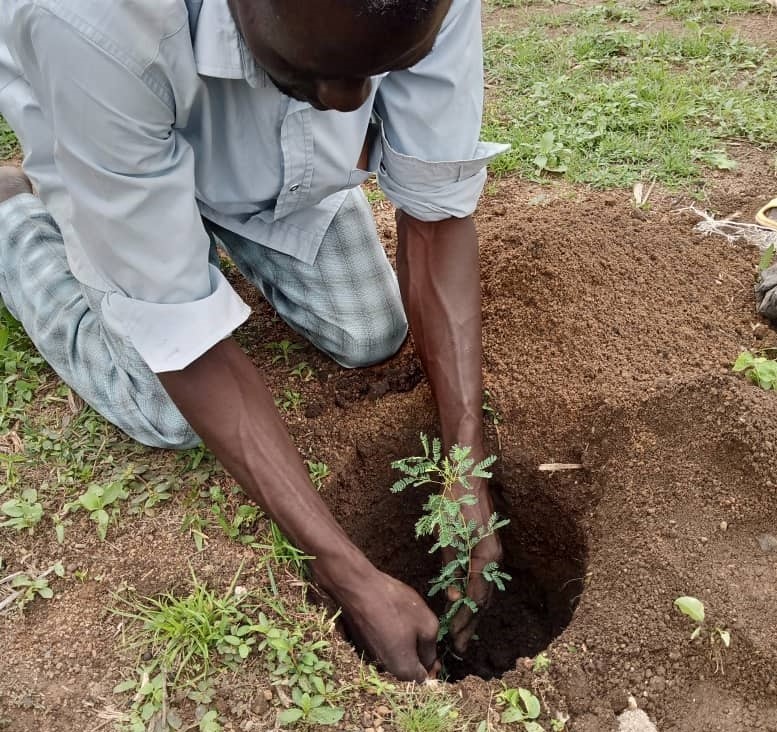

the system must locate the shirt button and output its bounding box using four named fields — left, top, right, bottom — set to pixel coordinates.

left=289, top=183, right=300, bottom=192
